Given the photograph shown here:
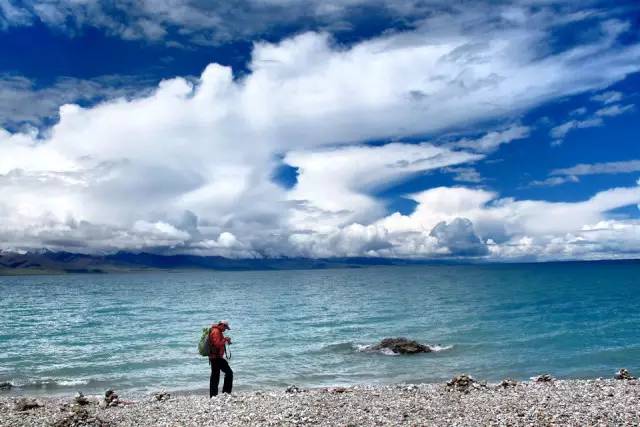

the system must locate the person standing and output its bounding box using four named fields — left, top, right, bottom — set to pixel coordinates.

left=209, top=320, right=233, bottom=397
